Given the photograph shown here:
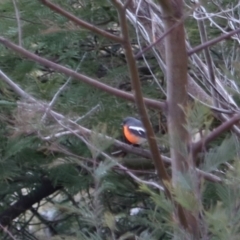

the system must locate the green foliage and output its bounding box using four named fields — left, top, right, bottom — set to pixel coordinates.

left=0, top=0, right=240, bottom=239
left=200, top=160, right=240, bottom=239
left=201, top=135, right=236, bottom=172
